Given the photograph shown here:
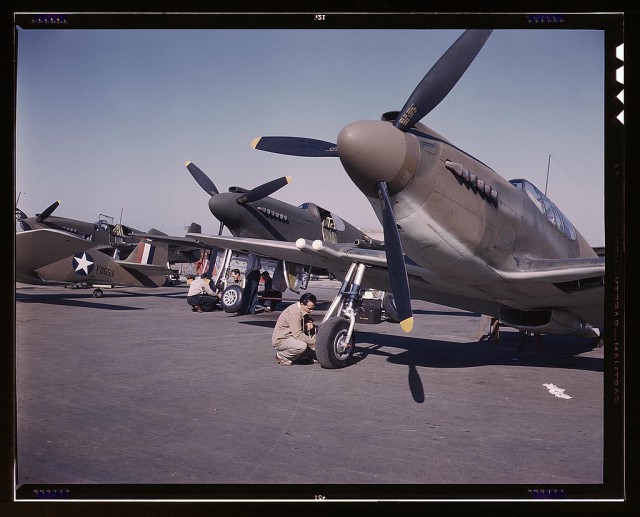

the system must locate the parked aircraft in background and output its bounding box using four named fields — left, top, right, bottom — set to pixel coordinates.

left=16, top=200, right=203, bottom=266
left=188, top=29, right=604, bottom=368
left=17, top=200, right=140, bottom=256
left=16, top=229, right=174, bottom=297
